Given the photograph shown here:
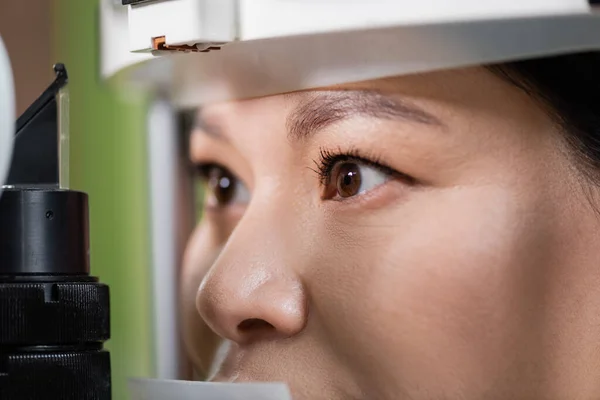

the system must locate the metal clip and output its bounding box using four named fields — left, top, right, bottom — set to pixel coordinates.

left=151, top=36, right=223, bottom=53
